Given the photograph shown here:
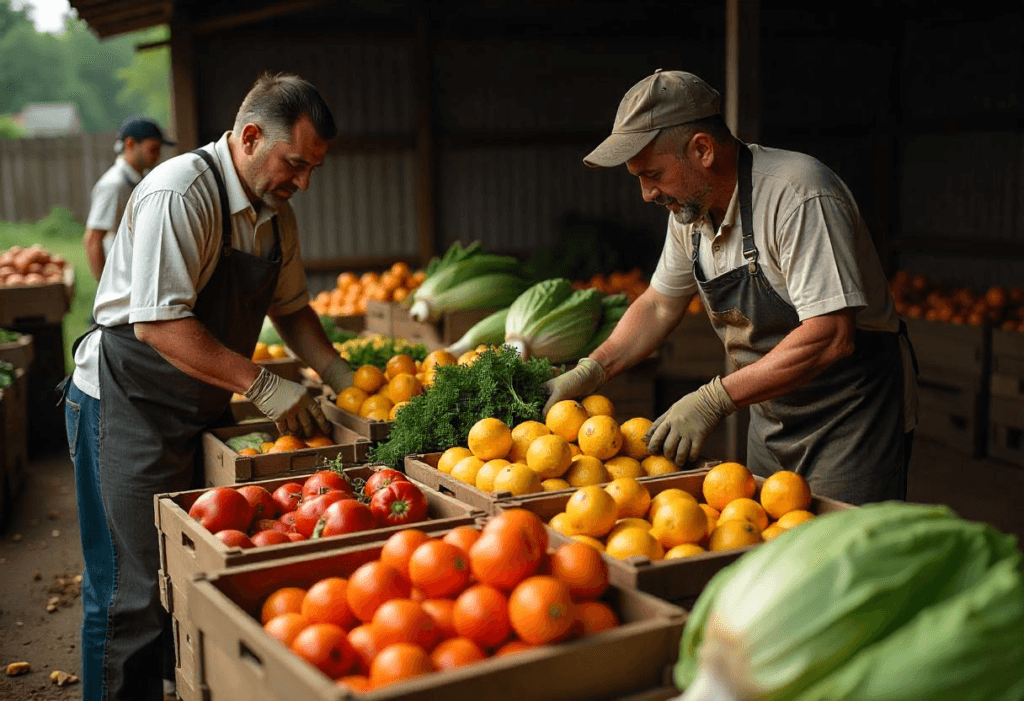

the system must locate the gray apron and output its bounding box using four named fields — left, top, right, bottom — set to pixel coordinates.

left=691, top=143, right=908, bottom=505
left=91, top=148, right=281, bottom=699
